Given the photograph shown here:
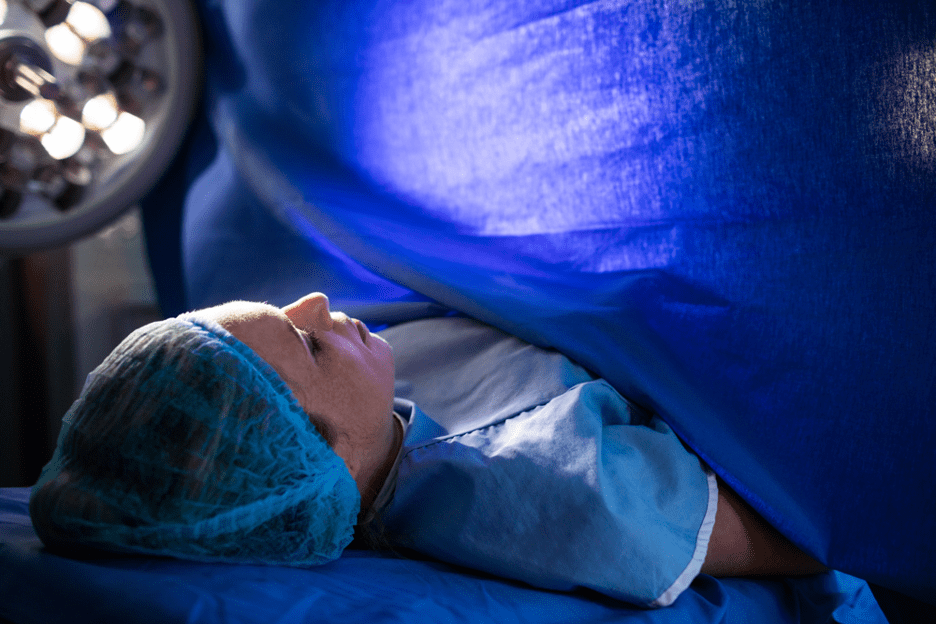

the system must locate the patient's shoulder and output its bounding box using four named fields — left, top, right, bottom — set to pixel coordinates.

left=383, top=316, right=596, bottom=430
